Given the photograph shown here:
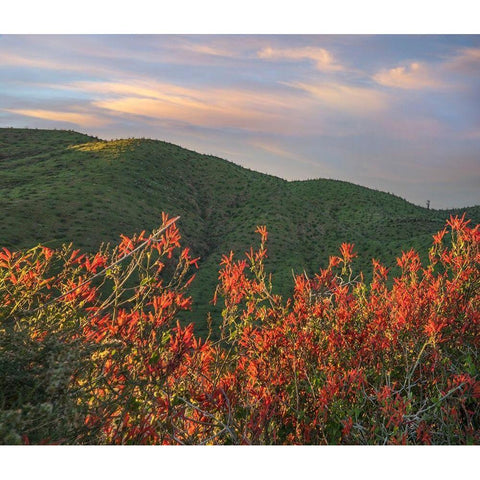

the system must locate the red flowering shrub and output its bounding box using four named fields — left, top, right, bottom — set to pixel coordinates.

left=0, top=214, right=478, bottom=444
